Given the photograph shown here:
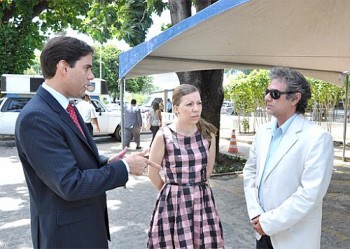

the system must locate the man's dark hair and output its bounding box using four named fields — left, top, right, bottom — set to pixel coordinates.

left=82, top=94, right=90, bottom=100
left=131, top=99, right=137, bottom=105
left=40, top=36, right=94, bottom=79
